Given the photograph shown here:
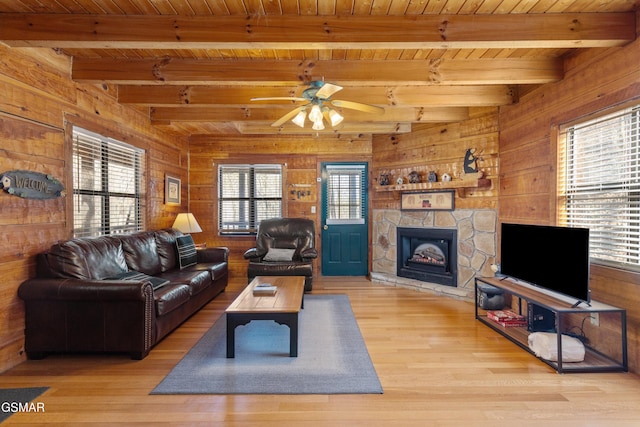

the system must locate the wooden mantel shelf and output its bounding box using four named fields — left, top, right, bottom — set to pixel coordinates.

left=374, top=172, right=491, bottom=198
